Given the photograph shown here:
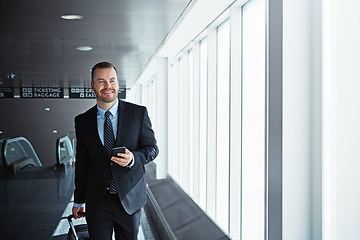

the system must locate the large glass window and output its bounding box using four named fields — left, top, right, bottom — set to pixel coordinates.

left=142, top=84, right=149, bottom=107
left=199, top=38, right=208, bottom=211
left=178, top=58, right=183, bottom=185
left=172, top=60, right=181, bottom=183
left=165, top=2, right=267, bottom=239
left=216, top=19, right=231, bottom=233
left=168, top=64, right=175, bottom=177
left=149, top=78, right=157, bottom=134
left=188, top=49, right=194, bottom=197
left=241, top=0, right=266, bottom=239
